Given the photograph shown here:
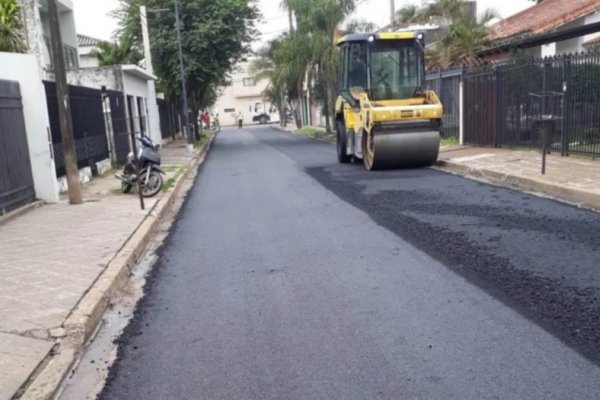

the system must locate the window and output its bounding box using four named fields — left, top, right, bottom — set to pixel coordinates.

left=338, top=45, right=349, bottom=91
left=224, top=108, right=235, bottom=113
left=242, top=77, right=255, bottom=87
left=369, top=41, right=422, bottom=101
left=348, top=43, right=367, bottom=90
